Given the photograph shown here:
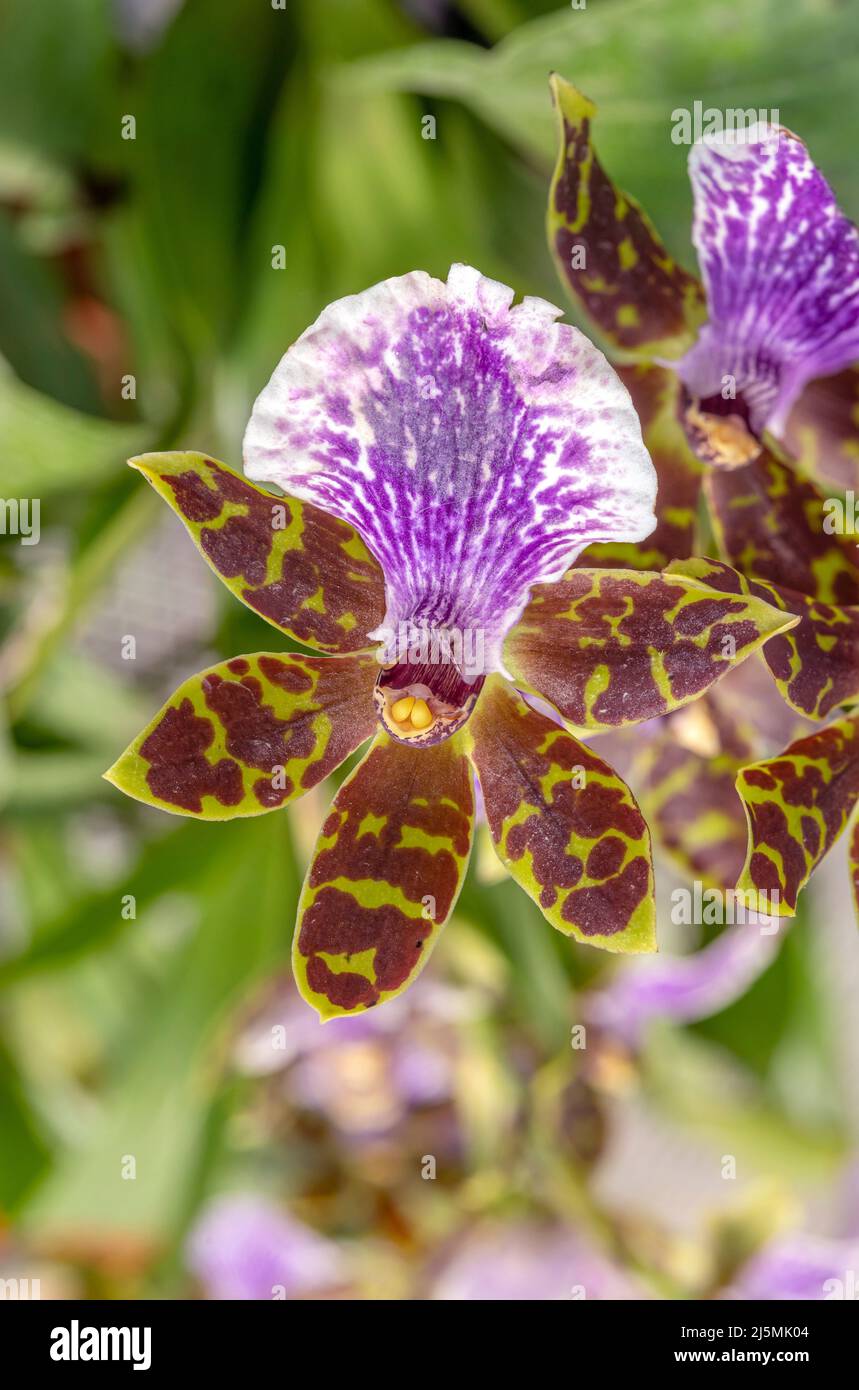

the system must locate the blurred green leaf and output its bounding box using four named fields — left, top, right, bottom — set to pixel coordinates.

left=4, top=480, right=158, bottom=723
left=0, top=1039, right=52, bottom=1211
left=644, top=1025, right=843, bottom=1179
left=21, top=813, right=297, bottom=1241
left=342, top=0, right=859, bottom=259
left=23, top=650, right=152, bottom=753
left=0, top=0, right=117, bottom=165
left=117, top=0, right=292, bottom=355
left=5, top=749, right=115, bottom=813
left=0, top=818, right=220, bottom=983
left=0, top=363, right=146, bottom=497
left=0, top=216, right=101, bottom=409
left=460, top=873, right=573, bottom=1050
